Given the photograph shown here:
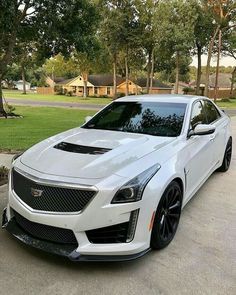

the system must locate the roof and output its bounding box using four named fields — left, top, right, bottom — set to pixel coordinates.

left=135, top=77, right=172, bottom=89
left=191, top=73, right=232, bottom=88
left=56, top=77, right=77, bottom=85
left=15, top=80, right=30, bottom=85
left=117, top=94, right=201, bottom=104
left=88, top=74, right=125, bottom=86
